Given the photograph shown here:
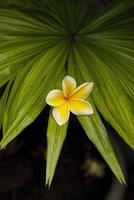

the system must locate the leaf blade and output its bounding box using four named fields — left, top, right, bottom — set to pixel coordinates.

left=68, top=49, right=125, bottom=183
left=46, top=110, right=68, bottom=186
